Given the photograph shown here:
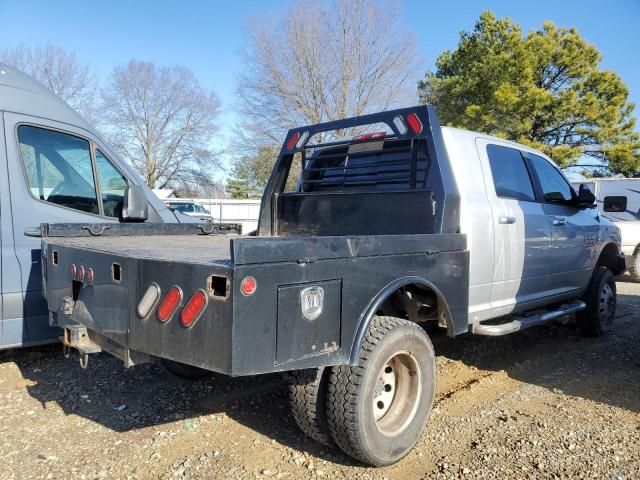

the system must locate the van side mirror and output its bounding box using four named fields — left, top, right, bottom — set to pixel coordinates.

left=121, top=185, right=149, bottom=222
left=575, top=184, right=596, bottom=208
